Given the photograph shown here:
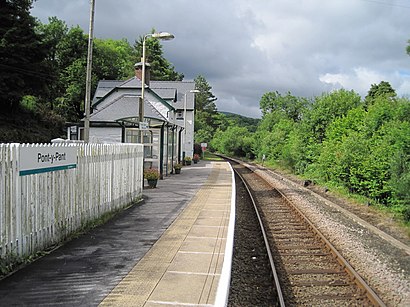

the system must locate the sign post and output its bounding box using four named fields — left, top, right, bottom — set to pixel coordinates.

left=200, top=143, right=207, bottom=159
